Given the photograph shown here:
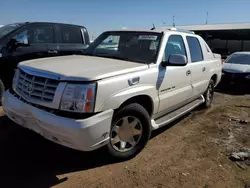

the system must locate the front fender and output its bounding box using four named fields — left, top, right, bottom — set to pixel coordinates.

left=100, top=85, right=158, bottom=113
left=94, top=68, right=159, bottom=114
